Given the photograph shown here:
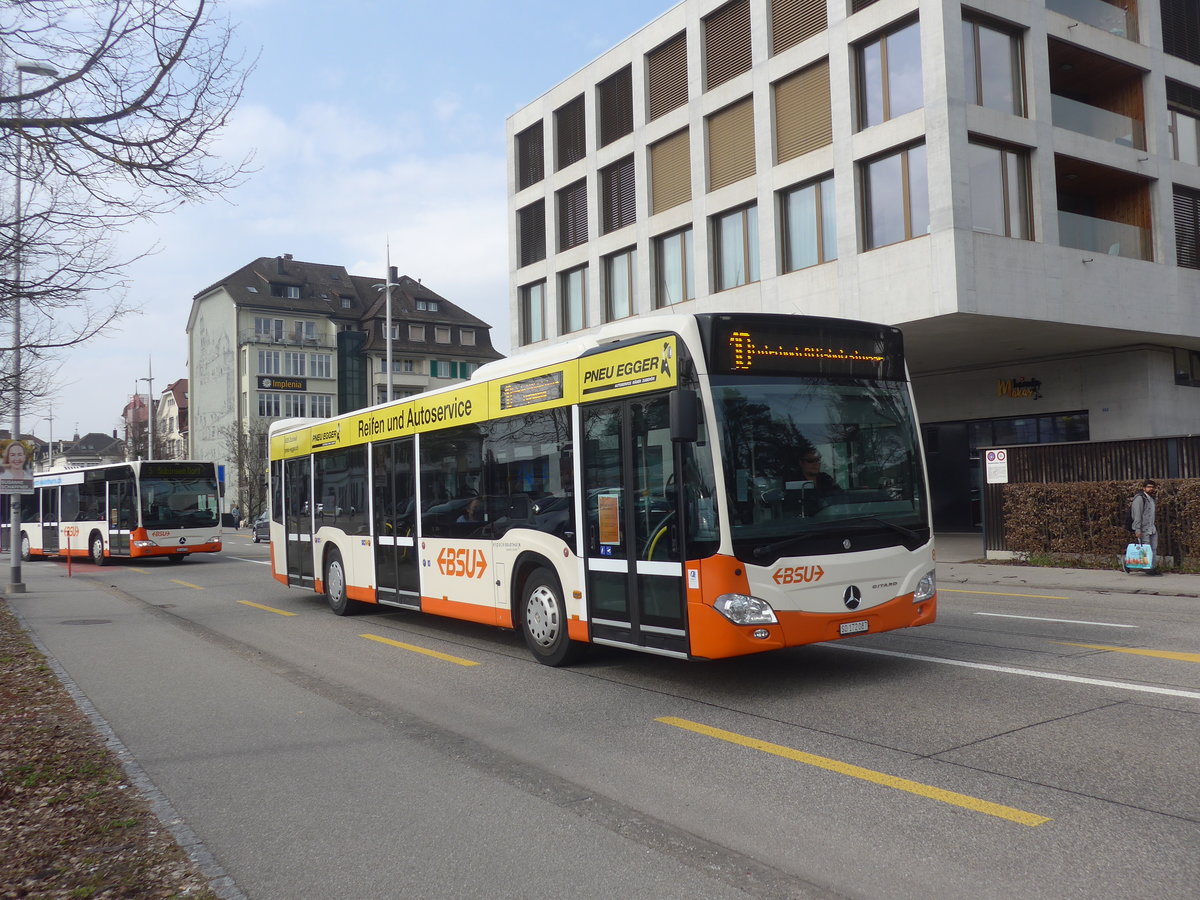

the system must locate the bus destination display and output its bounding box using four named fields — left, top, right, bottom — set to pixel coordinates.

left=711, top=319, right=903, bottom=380
left=500, top=371, right=565, bottom=410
